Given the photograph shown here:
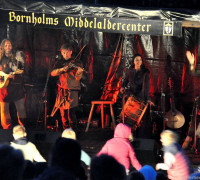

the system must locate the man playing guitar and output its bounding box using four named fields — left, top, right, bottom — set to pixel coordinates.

left=0, top=39, right=26, bottom=129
